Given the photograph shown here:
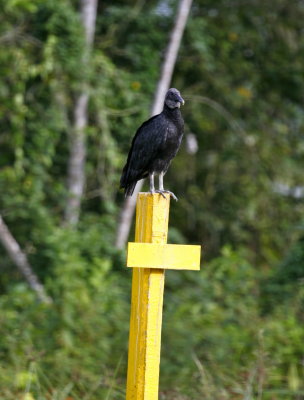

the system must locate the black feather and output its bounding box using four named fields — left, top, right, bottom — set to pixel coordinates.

left=120, top=88, right=184, bottom=197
